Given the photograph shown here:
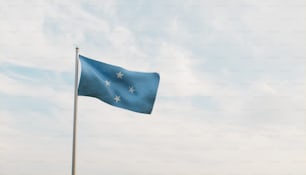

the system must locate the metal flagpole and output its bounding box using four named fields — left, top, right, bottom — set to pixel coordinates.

left=72, top=47, right=79, bottom=175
